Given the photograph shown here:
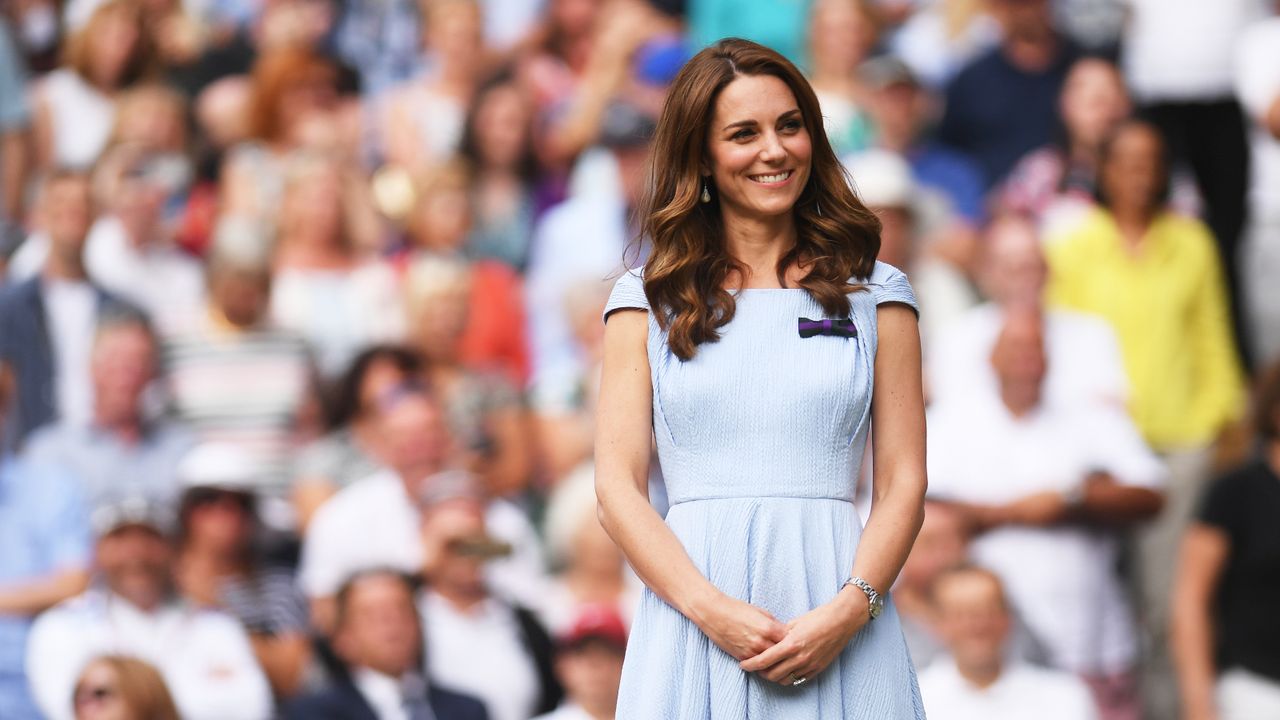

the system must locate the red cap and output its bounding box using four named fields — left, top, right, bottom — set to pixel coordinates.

left=561, top=604, right=628, bottom=650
